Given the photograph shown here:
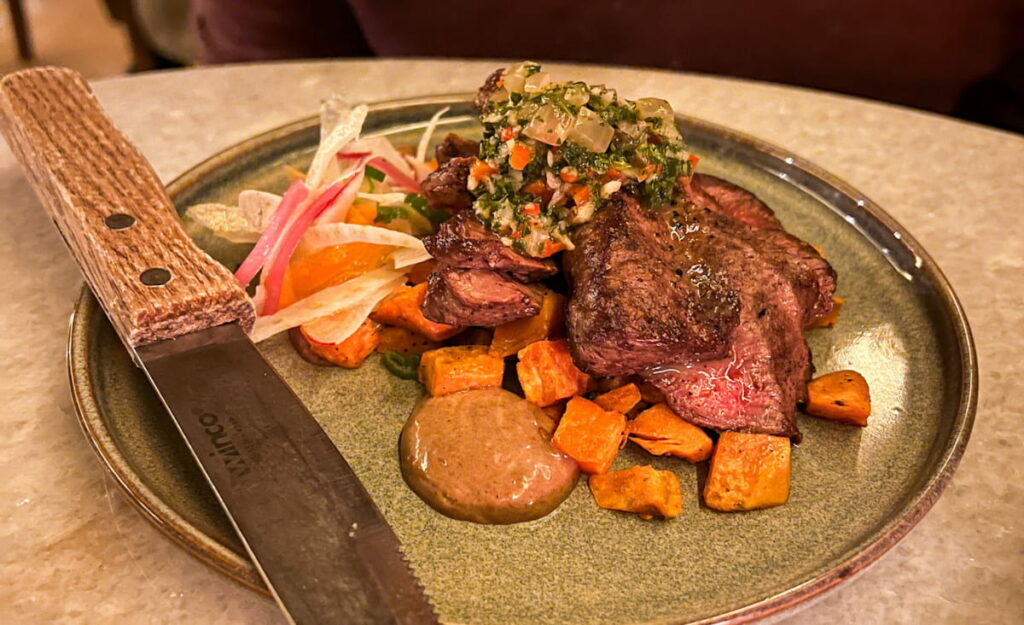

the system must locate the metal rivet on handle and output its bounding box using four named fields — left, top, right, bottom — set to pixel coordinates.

left=140, top=267, right=171, bottom=286
left=104, top=213, right=136, bottom=230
